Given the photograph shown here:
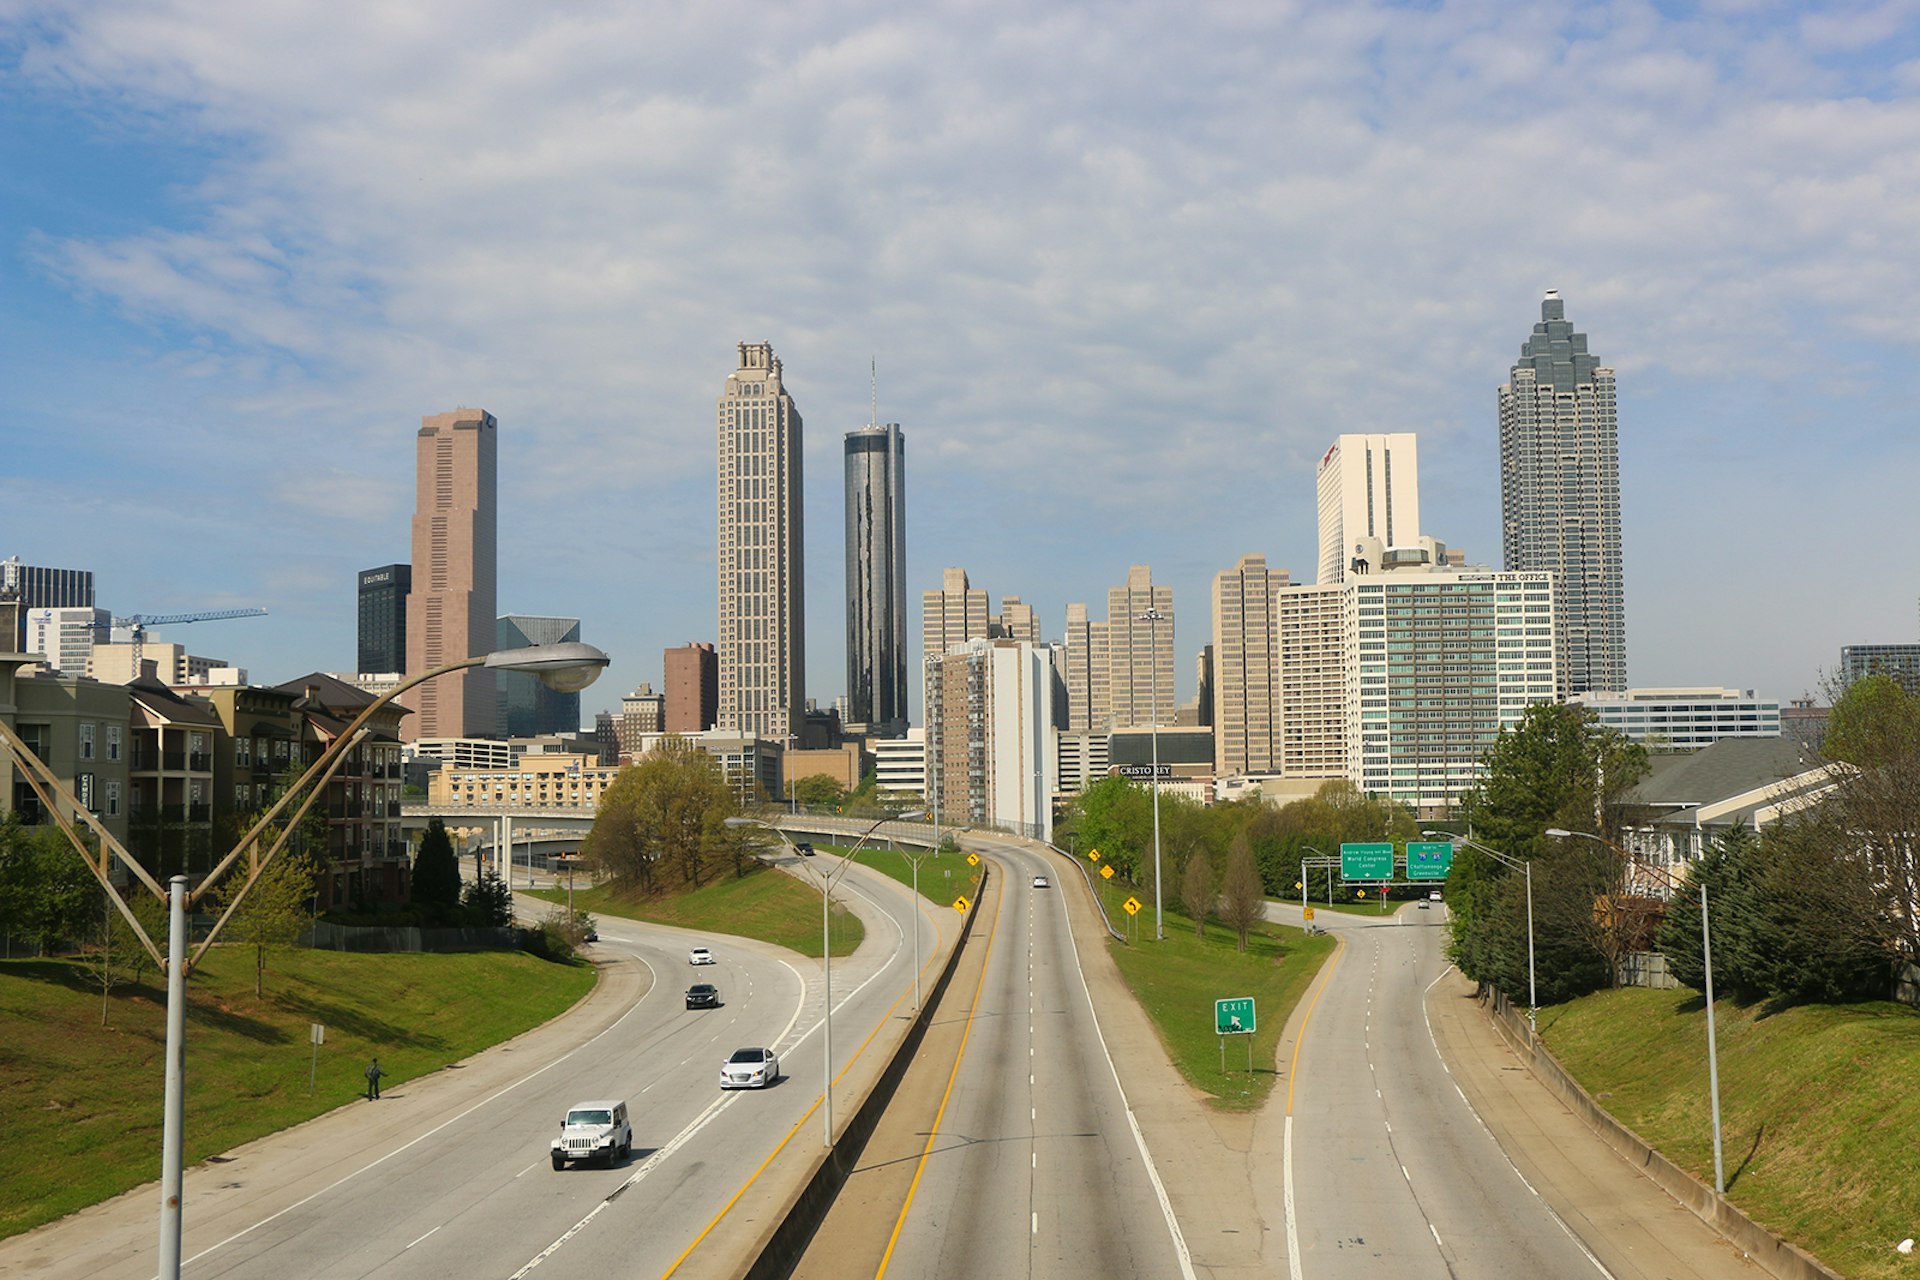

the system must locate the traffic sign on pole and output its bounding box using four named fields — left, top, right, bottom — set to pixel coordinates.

left=966, top=852, right=980, bottom=866
left=1122, top=896, right=1142, bottom=916
left=1088, top=847, right=1101, bottom=861
left=1215, top=997, right=1256, bottom=1035
left=1100, top=864, right=1115, bottom=880
left=1406, top=841, right=1454, bottom=880
left=953, top=895, right=971, bottom=913
left=1340, top=842, right=1394, bottom=879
